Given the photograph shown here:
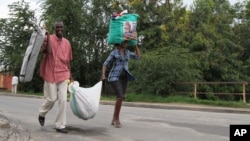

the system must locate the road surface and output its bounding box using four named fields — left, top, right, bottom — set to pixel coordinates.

left=0, top=94, right=249, bottom=141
